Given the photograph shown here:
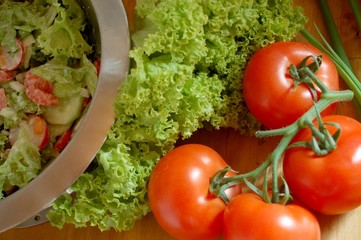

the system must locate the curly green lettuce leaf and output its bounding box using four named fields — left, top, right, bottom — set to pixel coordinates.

left=0, top=0, right=59, bottom=51
left=0, top=0, right=91, bottom=63
left=36, top=0, right=92, bottom=58
left=1, top=82, right=41, bottom=129
left=134, top=0, right=308, bottom=131
left=0, top=125, right=41, bottom=199
left=49, top=0, right=307, bottom=231
left=81, top=55, right=98, bottom=97
left=48, top=142, right=157, bottom=231
left=113, top=50, right=224, bottom=148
